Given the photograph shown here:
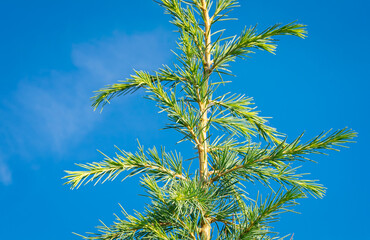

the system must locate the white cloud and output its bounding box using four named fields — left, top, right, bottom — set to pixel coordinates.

left=1, top=29, right=173, bottom=158
left=72, top=30, right=173, bottom=81
left=0, top=156, right=11, bottom=186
